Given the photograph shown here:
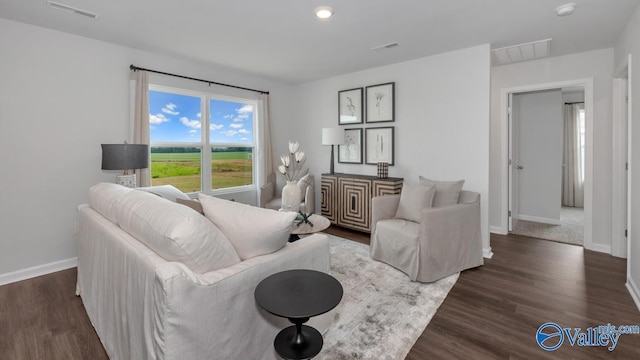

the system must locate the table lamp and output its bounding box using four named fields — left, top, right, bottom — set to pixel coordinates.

left=321, top=128, right=344, bottom=175
left=101, top=143, right=149, bottom=188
